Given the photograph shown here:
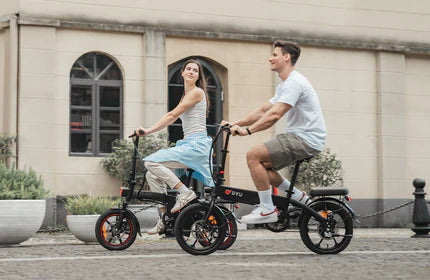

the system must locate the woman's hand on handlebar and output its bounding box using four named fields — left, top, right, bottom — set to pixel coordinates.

left=129, top=127, right=147, bottom=138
